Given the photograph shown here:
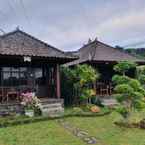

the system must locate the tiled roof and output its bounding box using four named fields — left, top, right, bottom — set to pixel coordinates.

left=65, top=40, right=145, bottom=66
left=0, top=29, right=76, bottom=60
